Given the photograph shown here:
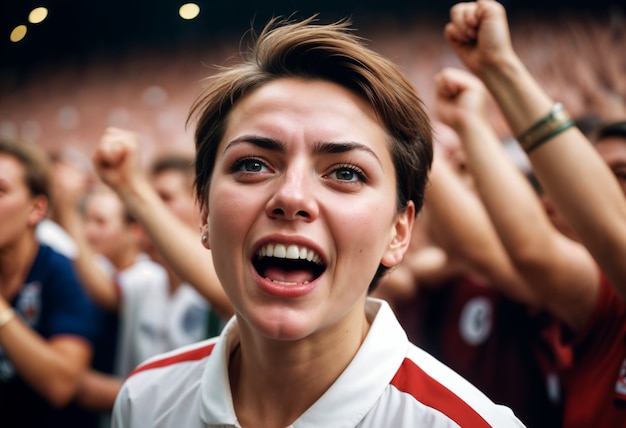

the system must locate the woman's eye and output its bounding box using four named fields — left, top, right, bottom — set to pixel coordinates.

left=329, top=165, right=366, bottom=182
left=233, top=158, right=267, bottom=173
